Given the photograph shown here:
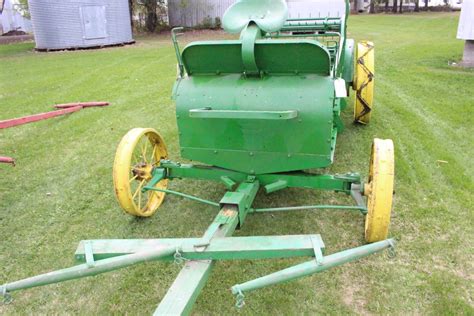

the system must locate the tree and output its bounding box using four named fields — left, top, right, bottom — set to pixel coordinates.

left=353, top=0, right=358, bottom=13
left=369, top=0, right=376, bottom=13
left=16, top=0, right=30, bottom=18
left=392, top=0, right=398, bottom=13
left=399, top=0, right=403, bottom=13
left=424, top=0, right=429, bottom=10
left=143, top=0, right=158, bottom=32
left=385, top=0, right=389, bottom=12
left=129, top=0, right=134, bottom=30
left=415, top=0, right=420, bottom=12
